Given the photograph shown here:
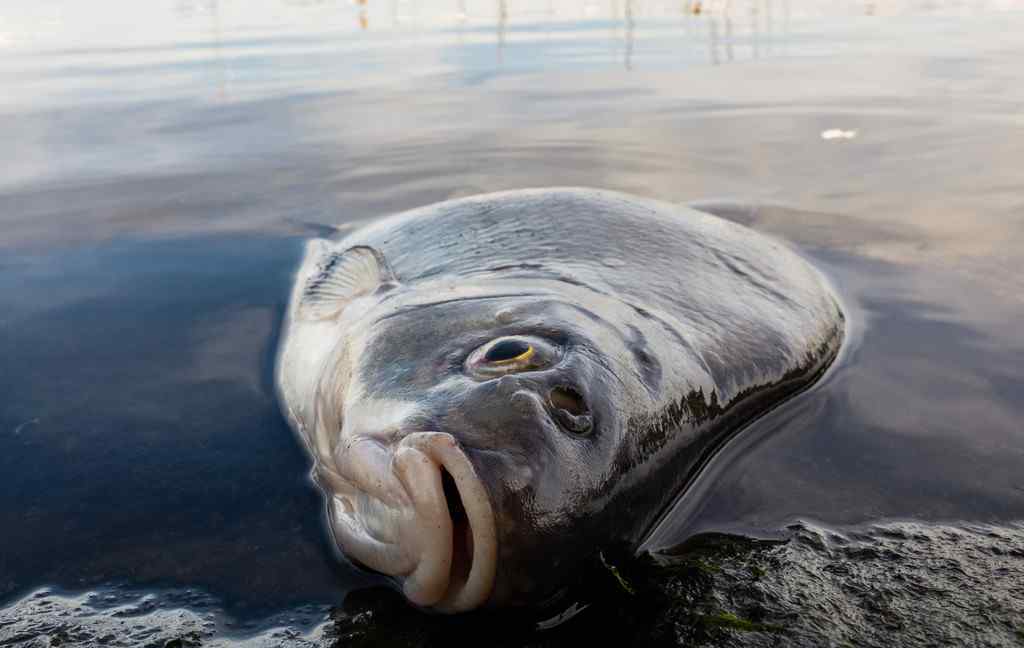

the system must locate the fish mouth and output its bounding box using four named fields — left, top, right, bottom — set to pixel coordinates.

left=322, top=432, right=497, bottom=612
